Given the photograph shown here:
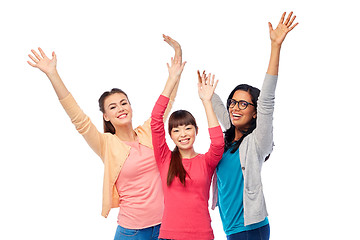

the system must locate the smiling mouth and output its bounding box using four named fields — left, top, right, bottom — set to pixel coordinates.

left=179, top=138, right=190, bottom=144
left=231, top=113, right=242, bottom=119
left=117, top=113, right=127, bottom=119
